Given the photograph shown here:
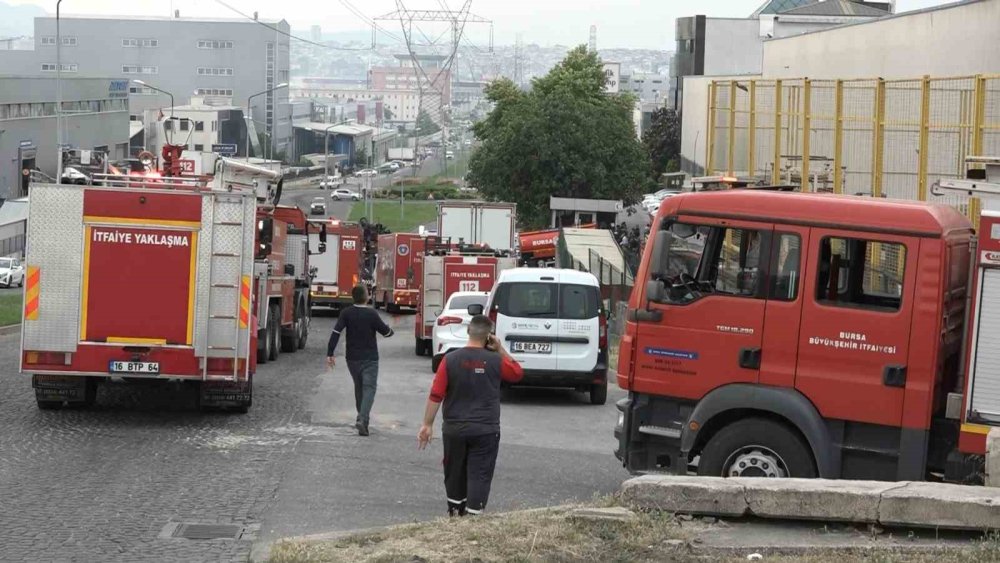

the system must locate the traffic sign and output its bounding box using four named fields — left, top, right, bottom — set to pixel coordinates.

left=212, top=143, right=238, bottom=157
